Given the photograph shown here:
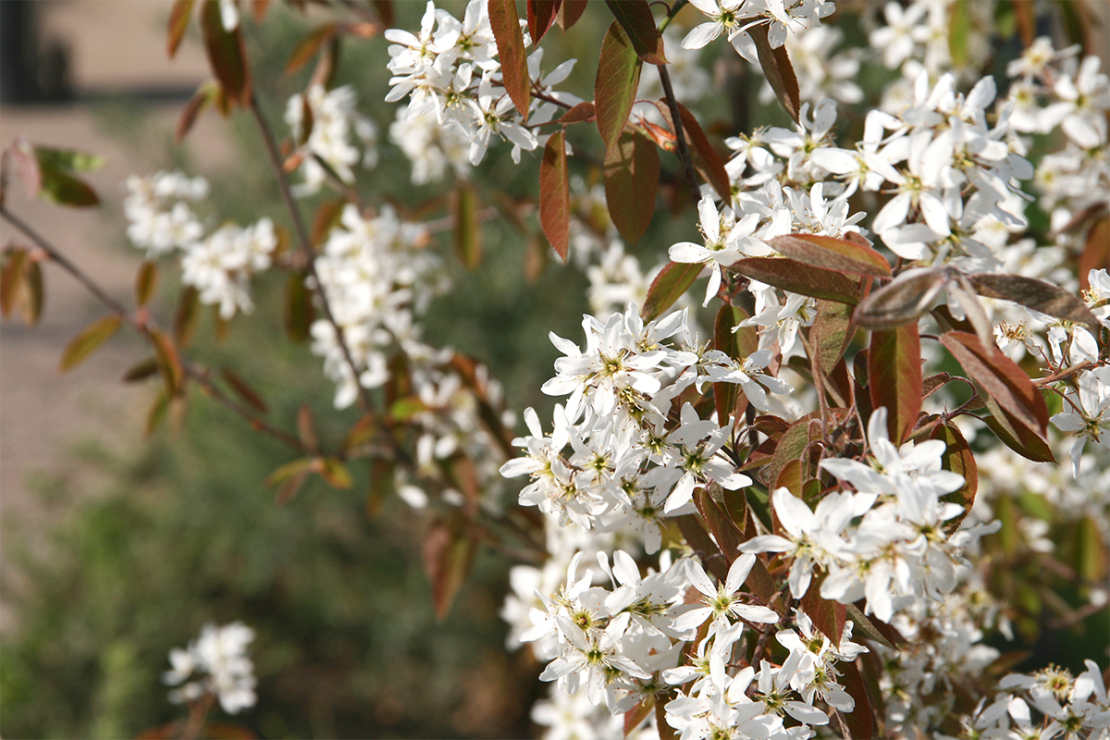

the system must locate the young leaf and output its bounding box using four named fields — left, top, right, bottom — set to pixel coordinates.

left=855, top=267, right=949, bottom=329
left=749, top=23, right=800, bottom=123
left=838, top=660, right=876, bottom=740
left=641, top=261, right=701, bottom=321
left=812, top=299, right=855, bottom=376
left=604, top=0, right=666, bottom=65
left=58, top=315, right=122, bottom=373
left=313, top=457, right=352, bottom=489
left=135, top=261, right=158, bottom=307
left=200, top=0, right=251, bottom=106
left=929, top=421, right=978, bottom=533
left=556, top=0, right=588, bottom=30
left=285, top=23, right=338, bottom=75
left=423, top=513, right=478, bottom=619
left=729, top=257, right=861, bottom=305
left=940, top=331, right=1048, bottom=436
left=595, top=21, right=643, bottom=152
left=769, top=233, right=892, bottom=278
left=694, top=487, right=743, bottom=558
left=220, top=368, right=268, bottom=414
left=36, top=153, right=99, bottom=208
left=167, top=0, right=196, bottom=58
left=981, top=398, right=1056, bottom=463
left=145, top=387, right=172, bottom=437
left=527, top=0, right=561, bottom=44
left=174, top=285, right=200, bottom=347
left=603, top=130, right=659, bottom=245
left=122, top=357, right=160, bottom=383
left=452, top=183, right=481, bottom=269
left=539, top=131, right=570, bottom=262
left=20, top=259, right=44, bottom=325
left=4, top=137, right=42, bottom=197
left=968, top=272, right=1100, bottom=329
left=1080, top=218, right=1109, bottom=291
left=714, top=304, right=755, bottom=425
left=298, top=404, right=318, bottom=451
left=265, top=457, right=316, bottom=487
left=869, top=323, right=922, bottom=444
left=366, top=457, right=395, bottom=517
left=800, top=578, right=847, bottom=644
left=151, top=330, right=185, bottom=395
left=0, top=247, right=28, bottom=317
left=488, top=0, right=531, bottom=121
left=558, top=101, right=596, bottom=124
